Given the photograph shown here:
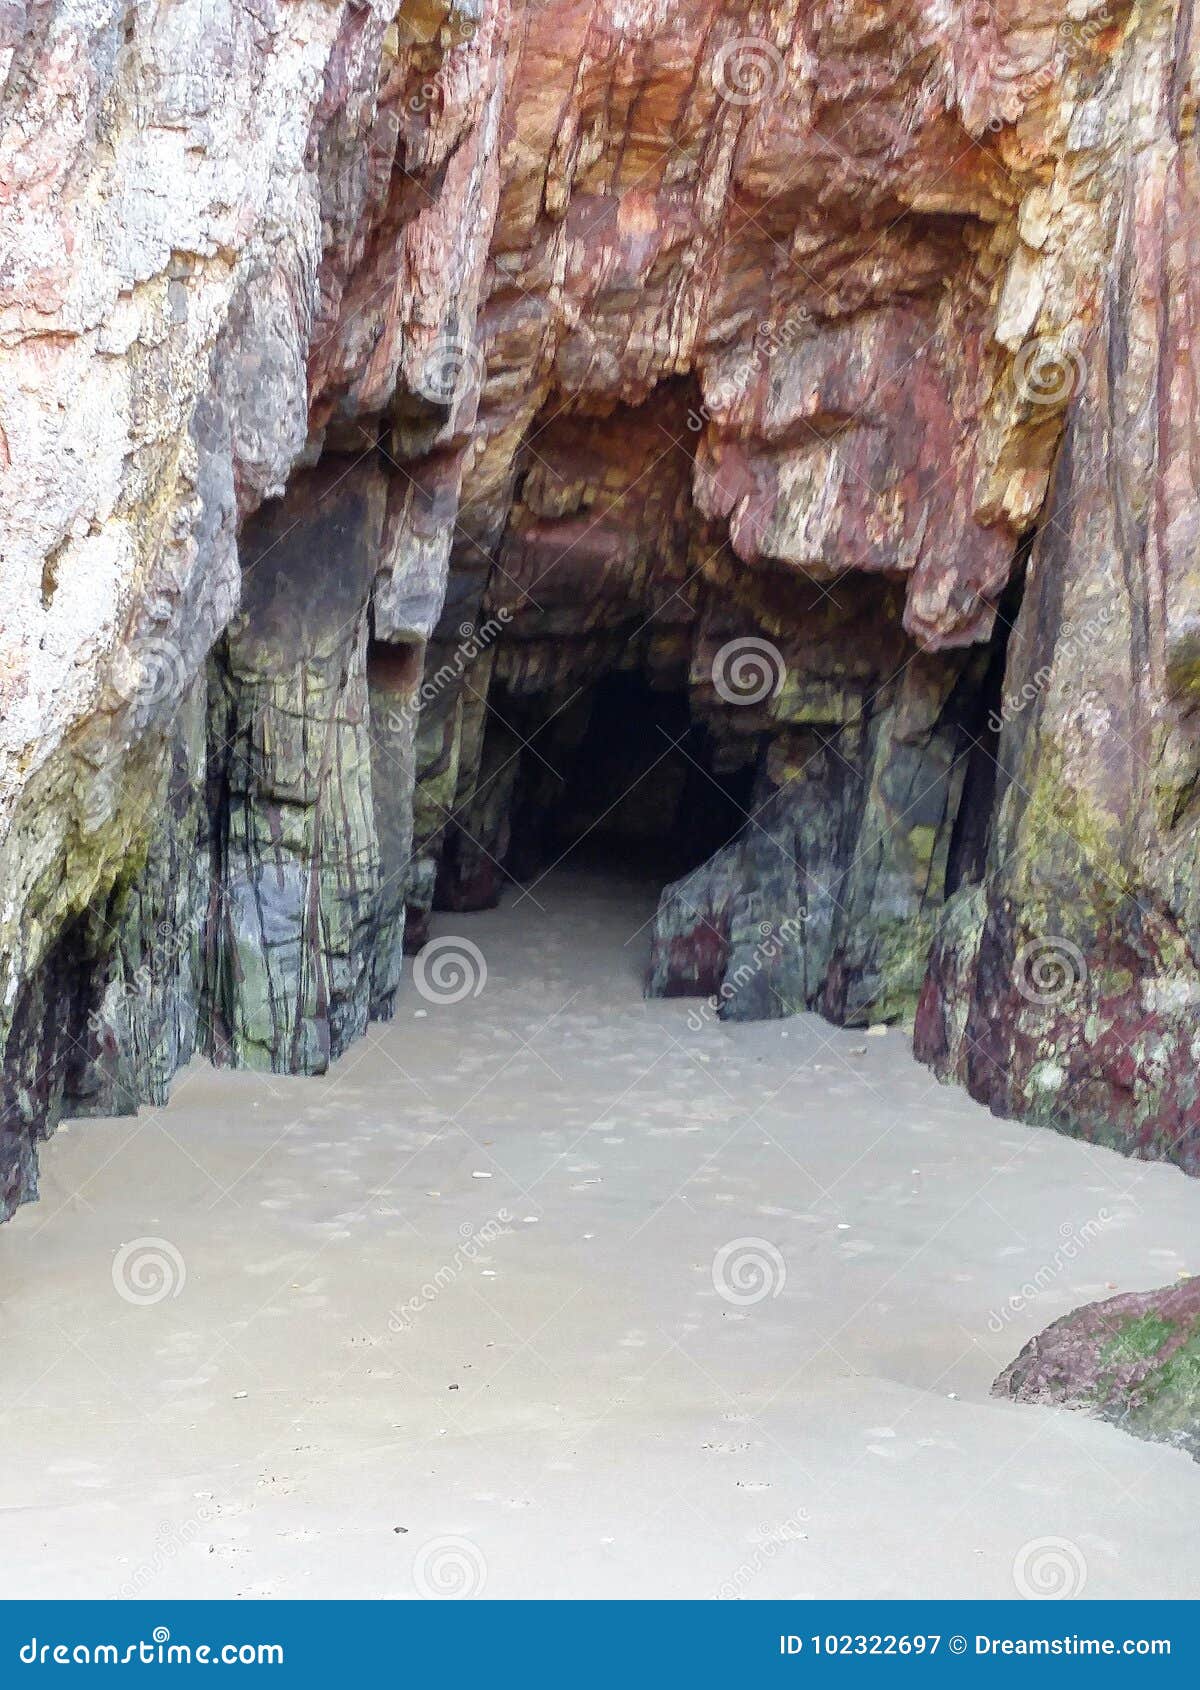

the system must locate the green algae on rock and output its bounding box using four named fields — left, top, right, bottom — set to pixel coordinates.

left=996, top=1279, right=1200, bottom=1464
left=4, top=0, right=1200, bottom=1222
